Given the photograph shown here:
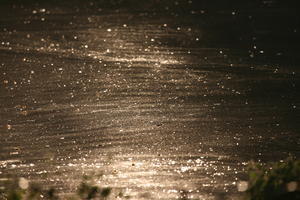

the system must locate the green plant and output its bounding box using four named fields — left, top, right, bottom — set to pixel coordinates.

left=77, top=181, right=111, bottom=200
left=0, top=178, right=43, bottom=200
left=245, top=158, right=300, bottom=200
left=0, top=176, right=111, bottom=200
